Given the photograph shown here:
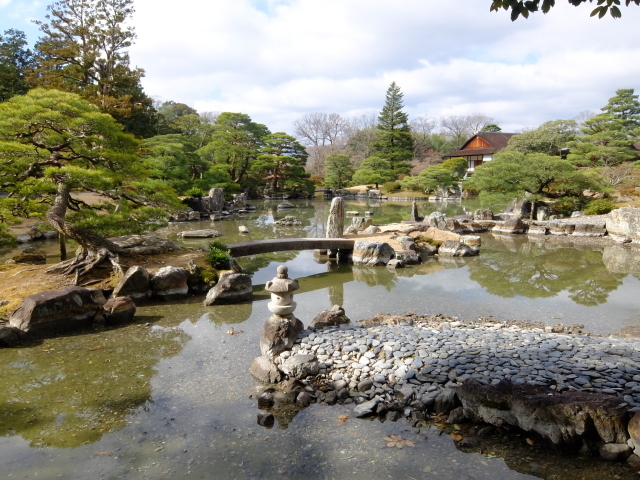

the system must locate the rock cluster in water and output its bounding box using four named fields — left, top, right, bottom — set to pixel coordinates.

left=256, top=313, right=640, bottom=463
